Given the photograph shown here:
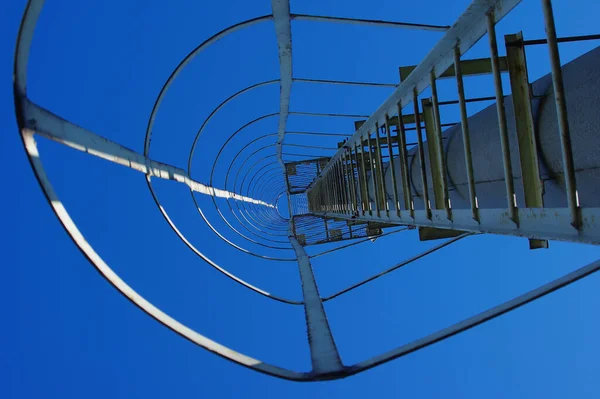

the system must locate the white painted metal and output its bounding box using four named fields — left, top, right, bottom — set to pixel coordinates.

left=22, top=100, right=274, bottom=207
left=317, top=206, right=600, bottom=245
left=290, top=237, right=344, bottom=374
left=309, top=0, right=522, bottom=181
left=271, top=0, right=343, bottom=375
left=271, top=0, right=293, bottom=199
left=22, top=133, right=305, bottom=380
left=15, top=0, right=600, bottom=383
